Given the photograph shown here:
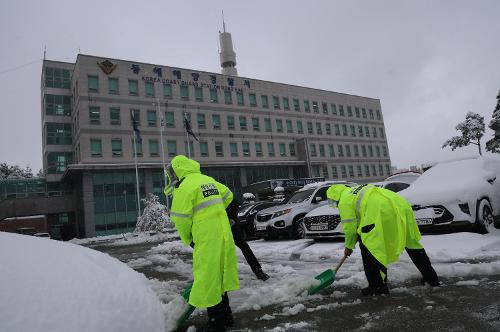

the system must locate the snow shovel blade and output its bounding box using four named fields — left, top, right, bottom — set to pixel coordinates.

left=308, top=268, right=336, bottom=295
left=176, top=282, right=195, bottom=329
